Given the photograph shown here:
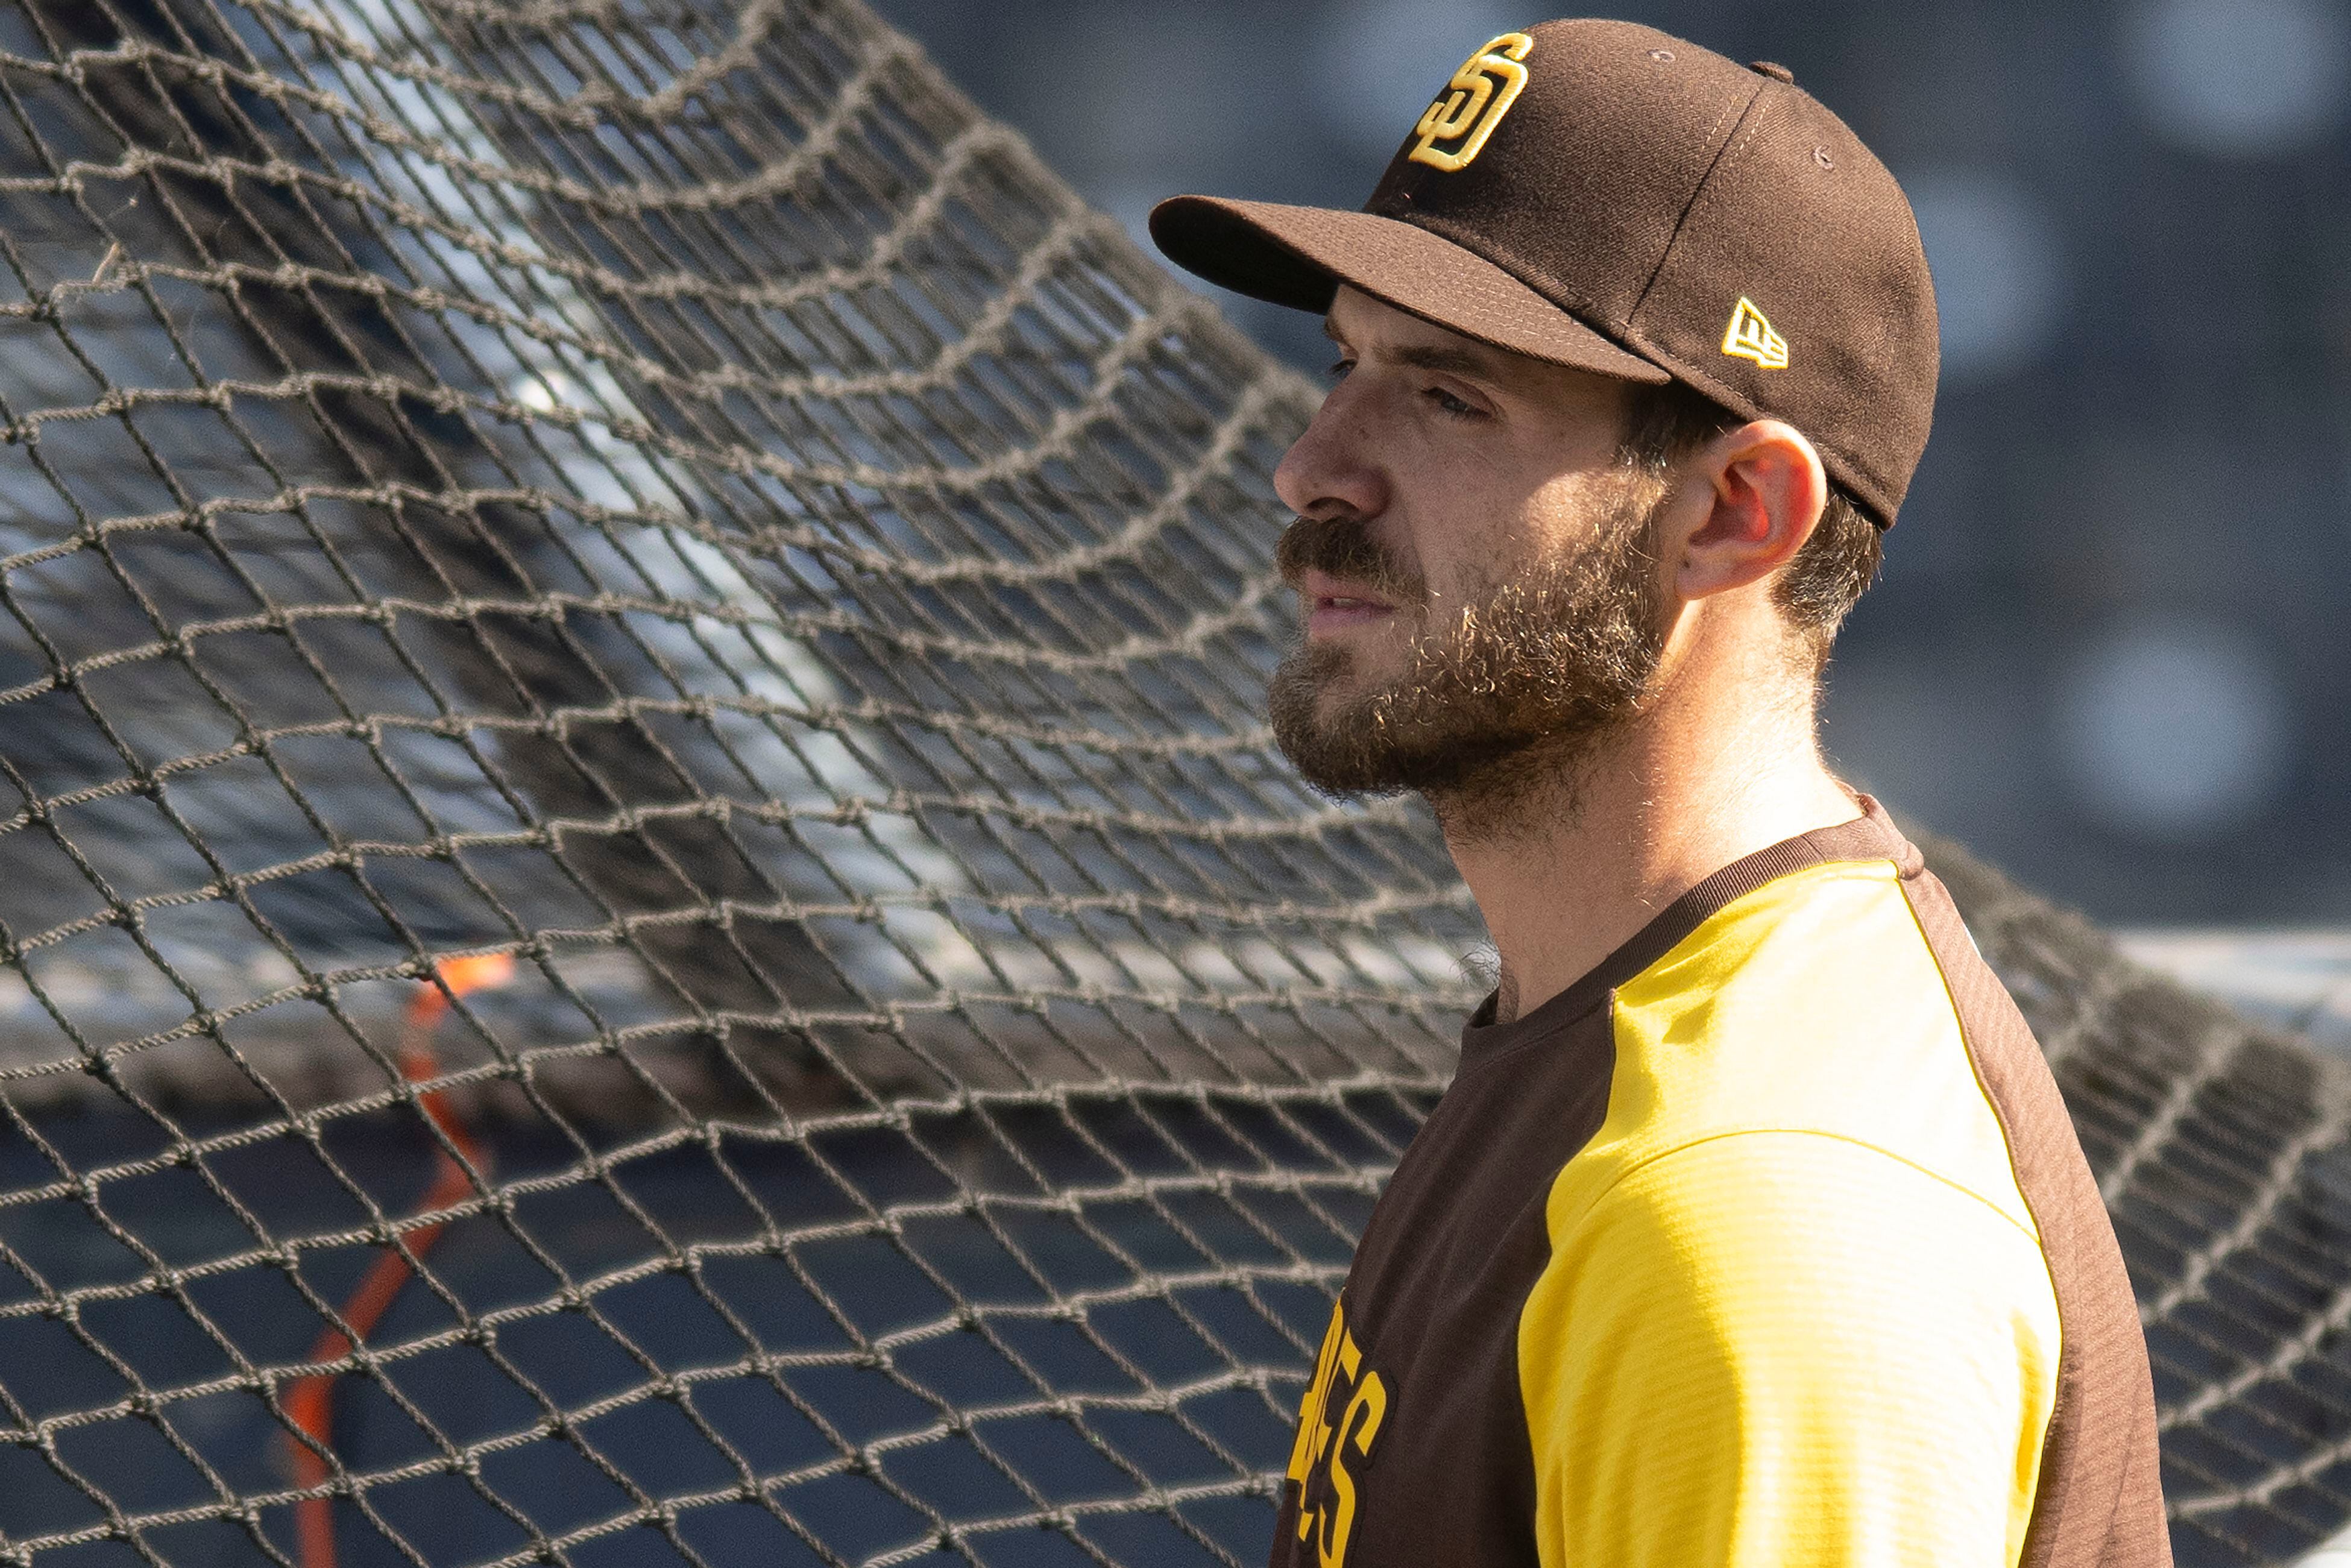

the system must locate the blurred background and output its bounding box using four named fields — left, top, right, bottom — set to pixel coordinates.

left=873, top=0, right=2351, bottom=929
